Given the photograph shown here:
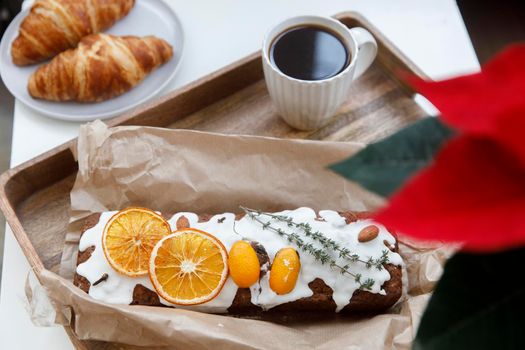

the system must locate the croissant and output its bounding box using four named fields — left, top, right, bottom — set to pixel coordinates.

left=11, top=0, right=135, bottom=66
left=28, top=34, right=173, bottom=102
